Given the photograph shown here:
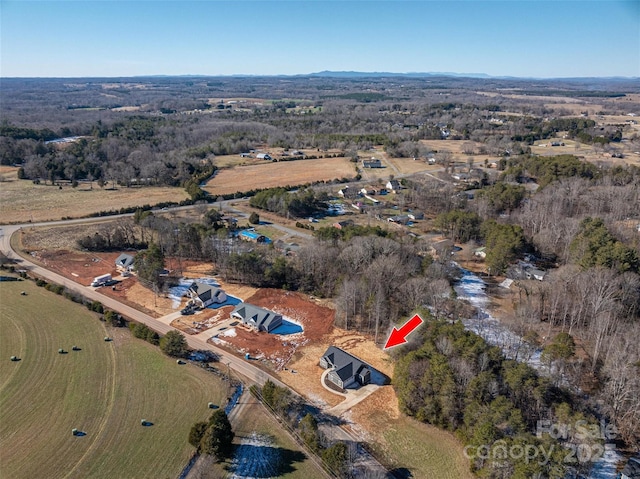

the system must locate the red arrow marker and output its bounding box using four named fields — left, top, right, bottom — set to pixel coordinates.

left=384, top=314, right=424, bottom=350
